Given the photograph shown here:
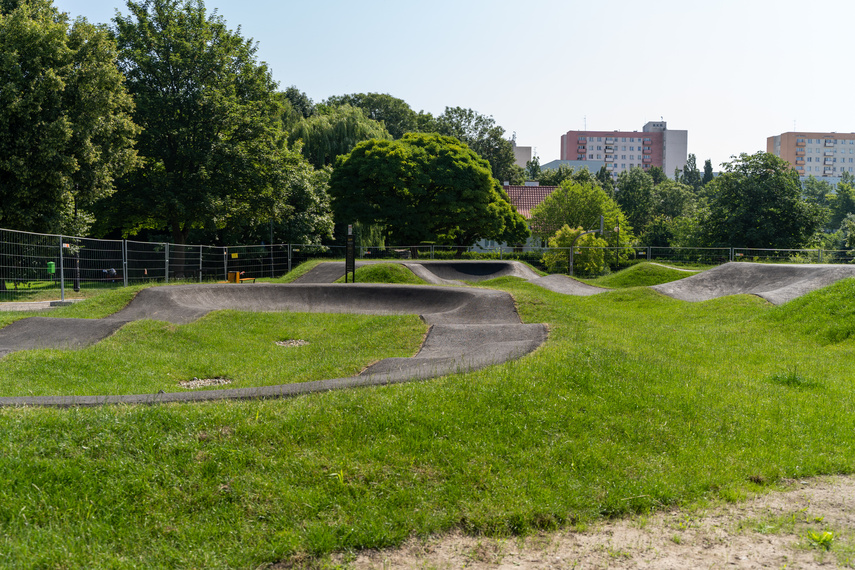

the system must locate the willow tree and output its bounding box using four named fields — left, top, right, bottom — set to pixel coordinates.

left=288, top=104, right=391, bottom=169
